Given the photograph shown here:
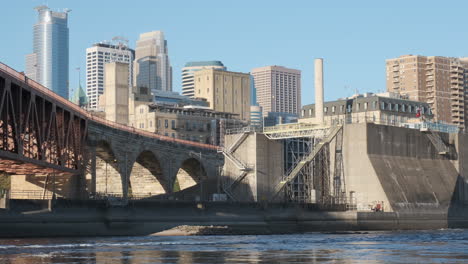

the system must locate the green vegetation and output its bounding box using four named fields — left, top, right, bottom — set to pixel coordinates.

left=173, top=178, right=181, bottom=192
left=0, top=173, right=10, bottom=190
